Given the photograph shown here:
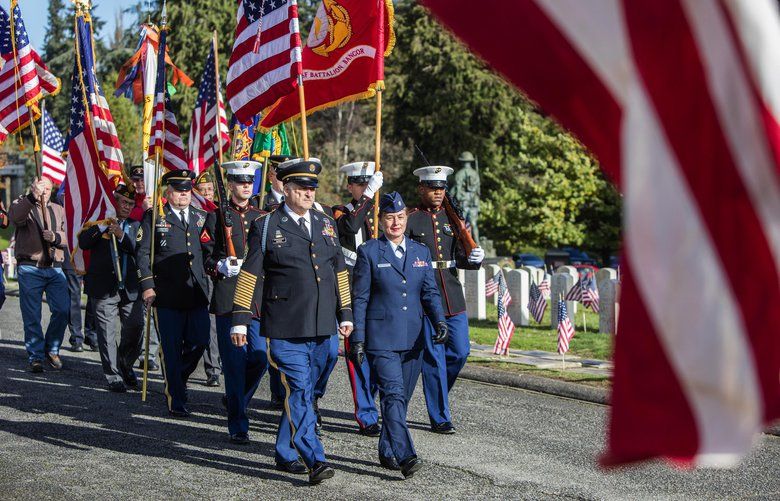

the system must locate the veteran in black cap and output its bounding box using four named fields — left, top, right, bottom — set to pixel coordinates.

left=127, top=165, right=152, bottom=223
left=136, top=168, right=217, bottom=417
left=350, top=191, right=446, bottom=477
left=231, top=157, right=352, bottom=483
